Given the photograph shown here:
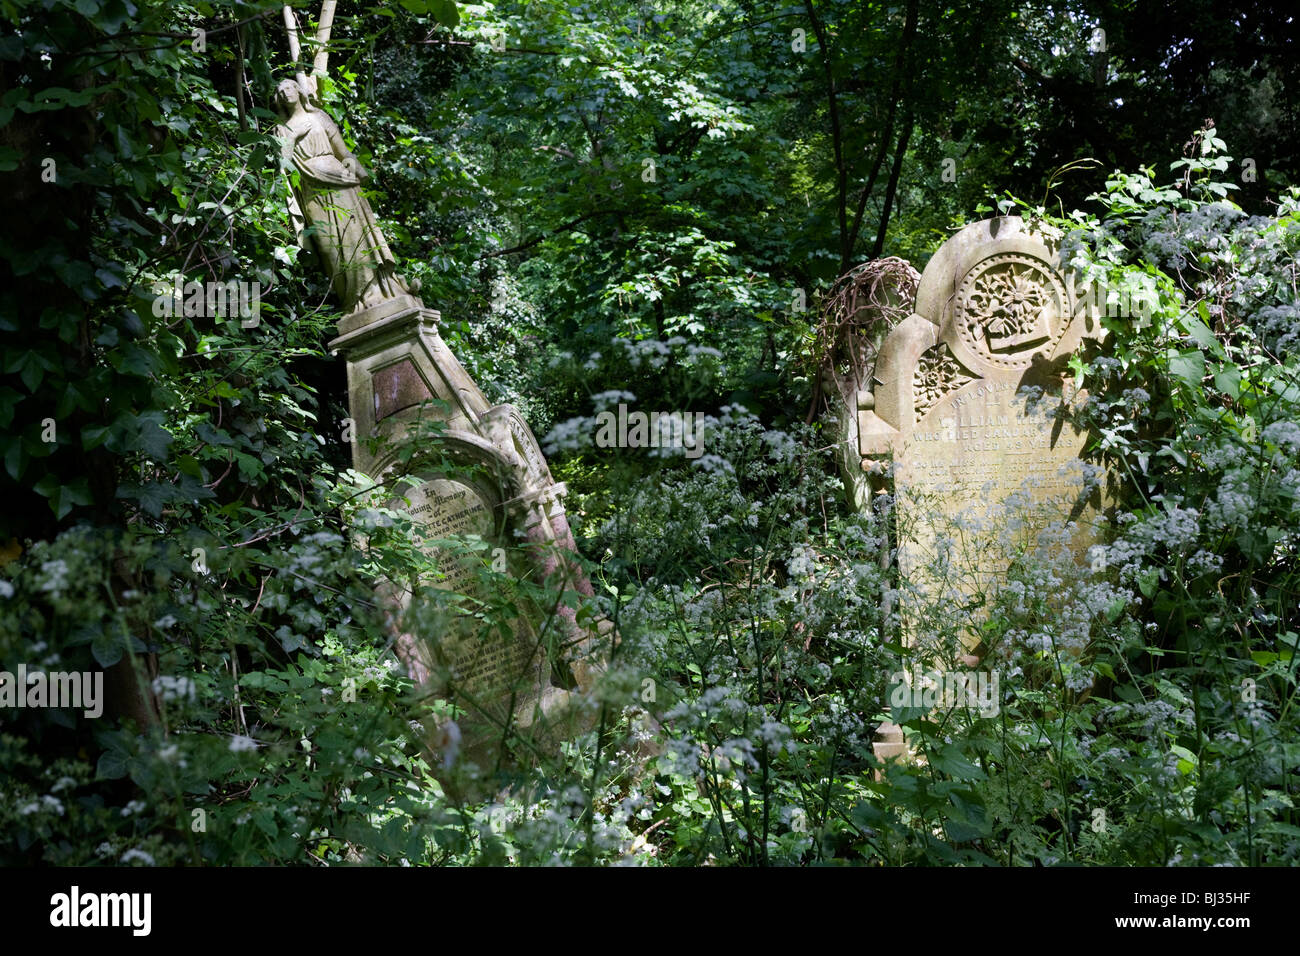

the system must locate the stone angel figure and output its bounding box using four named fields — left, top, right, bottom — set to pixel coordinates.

left=273, top=77, right=417, bottom=315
